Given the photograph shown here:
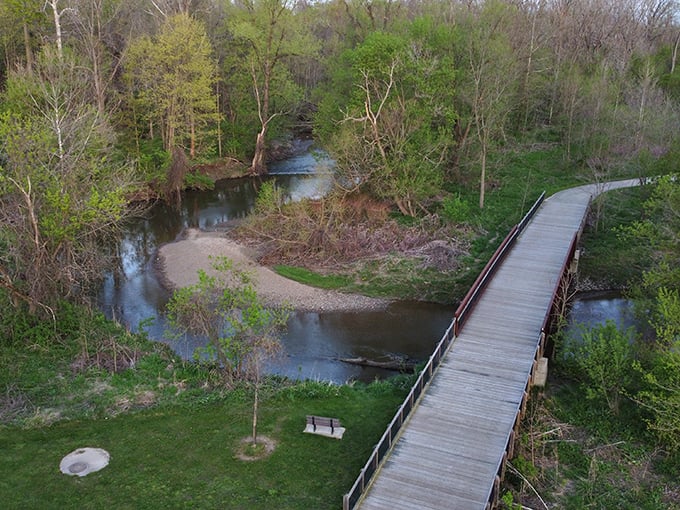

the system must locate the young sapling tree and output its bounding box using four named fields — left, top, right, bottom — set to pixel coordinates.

left=165, top=256, right=290, bottom=444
